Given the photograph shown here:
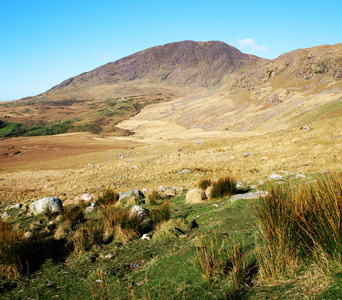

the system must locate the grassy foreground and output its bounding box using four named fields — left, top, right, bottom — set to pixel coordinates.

left=1, top=173, right=342, bottom=299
